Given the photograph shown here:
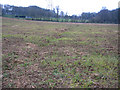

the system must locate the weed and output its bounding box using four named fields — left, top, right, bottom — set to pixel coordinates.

left=2, top=17, right=118, bottom=88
